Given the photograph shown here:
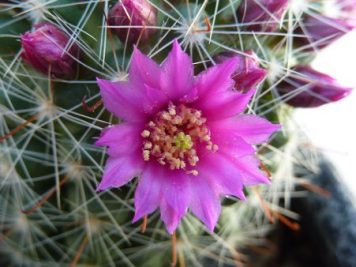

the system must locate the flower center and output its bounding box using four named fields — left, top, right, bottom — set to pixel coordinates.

left=141, top=103, right=218, bottom=175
